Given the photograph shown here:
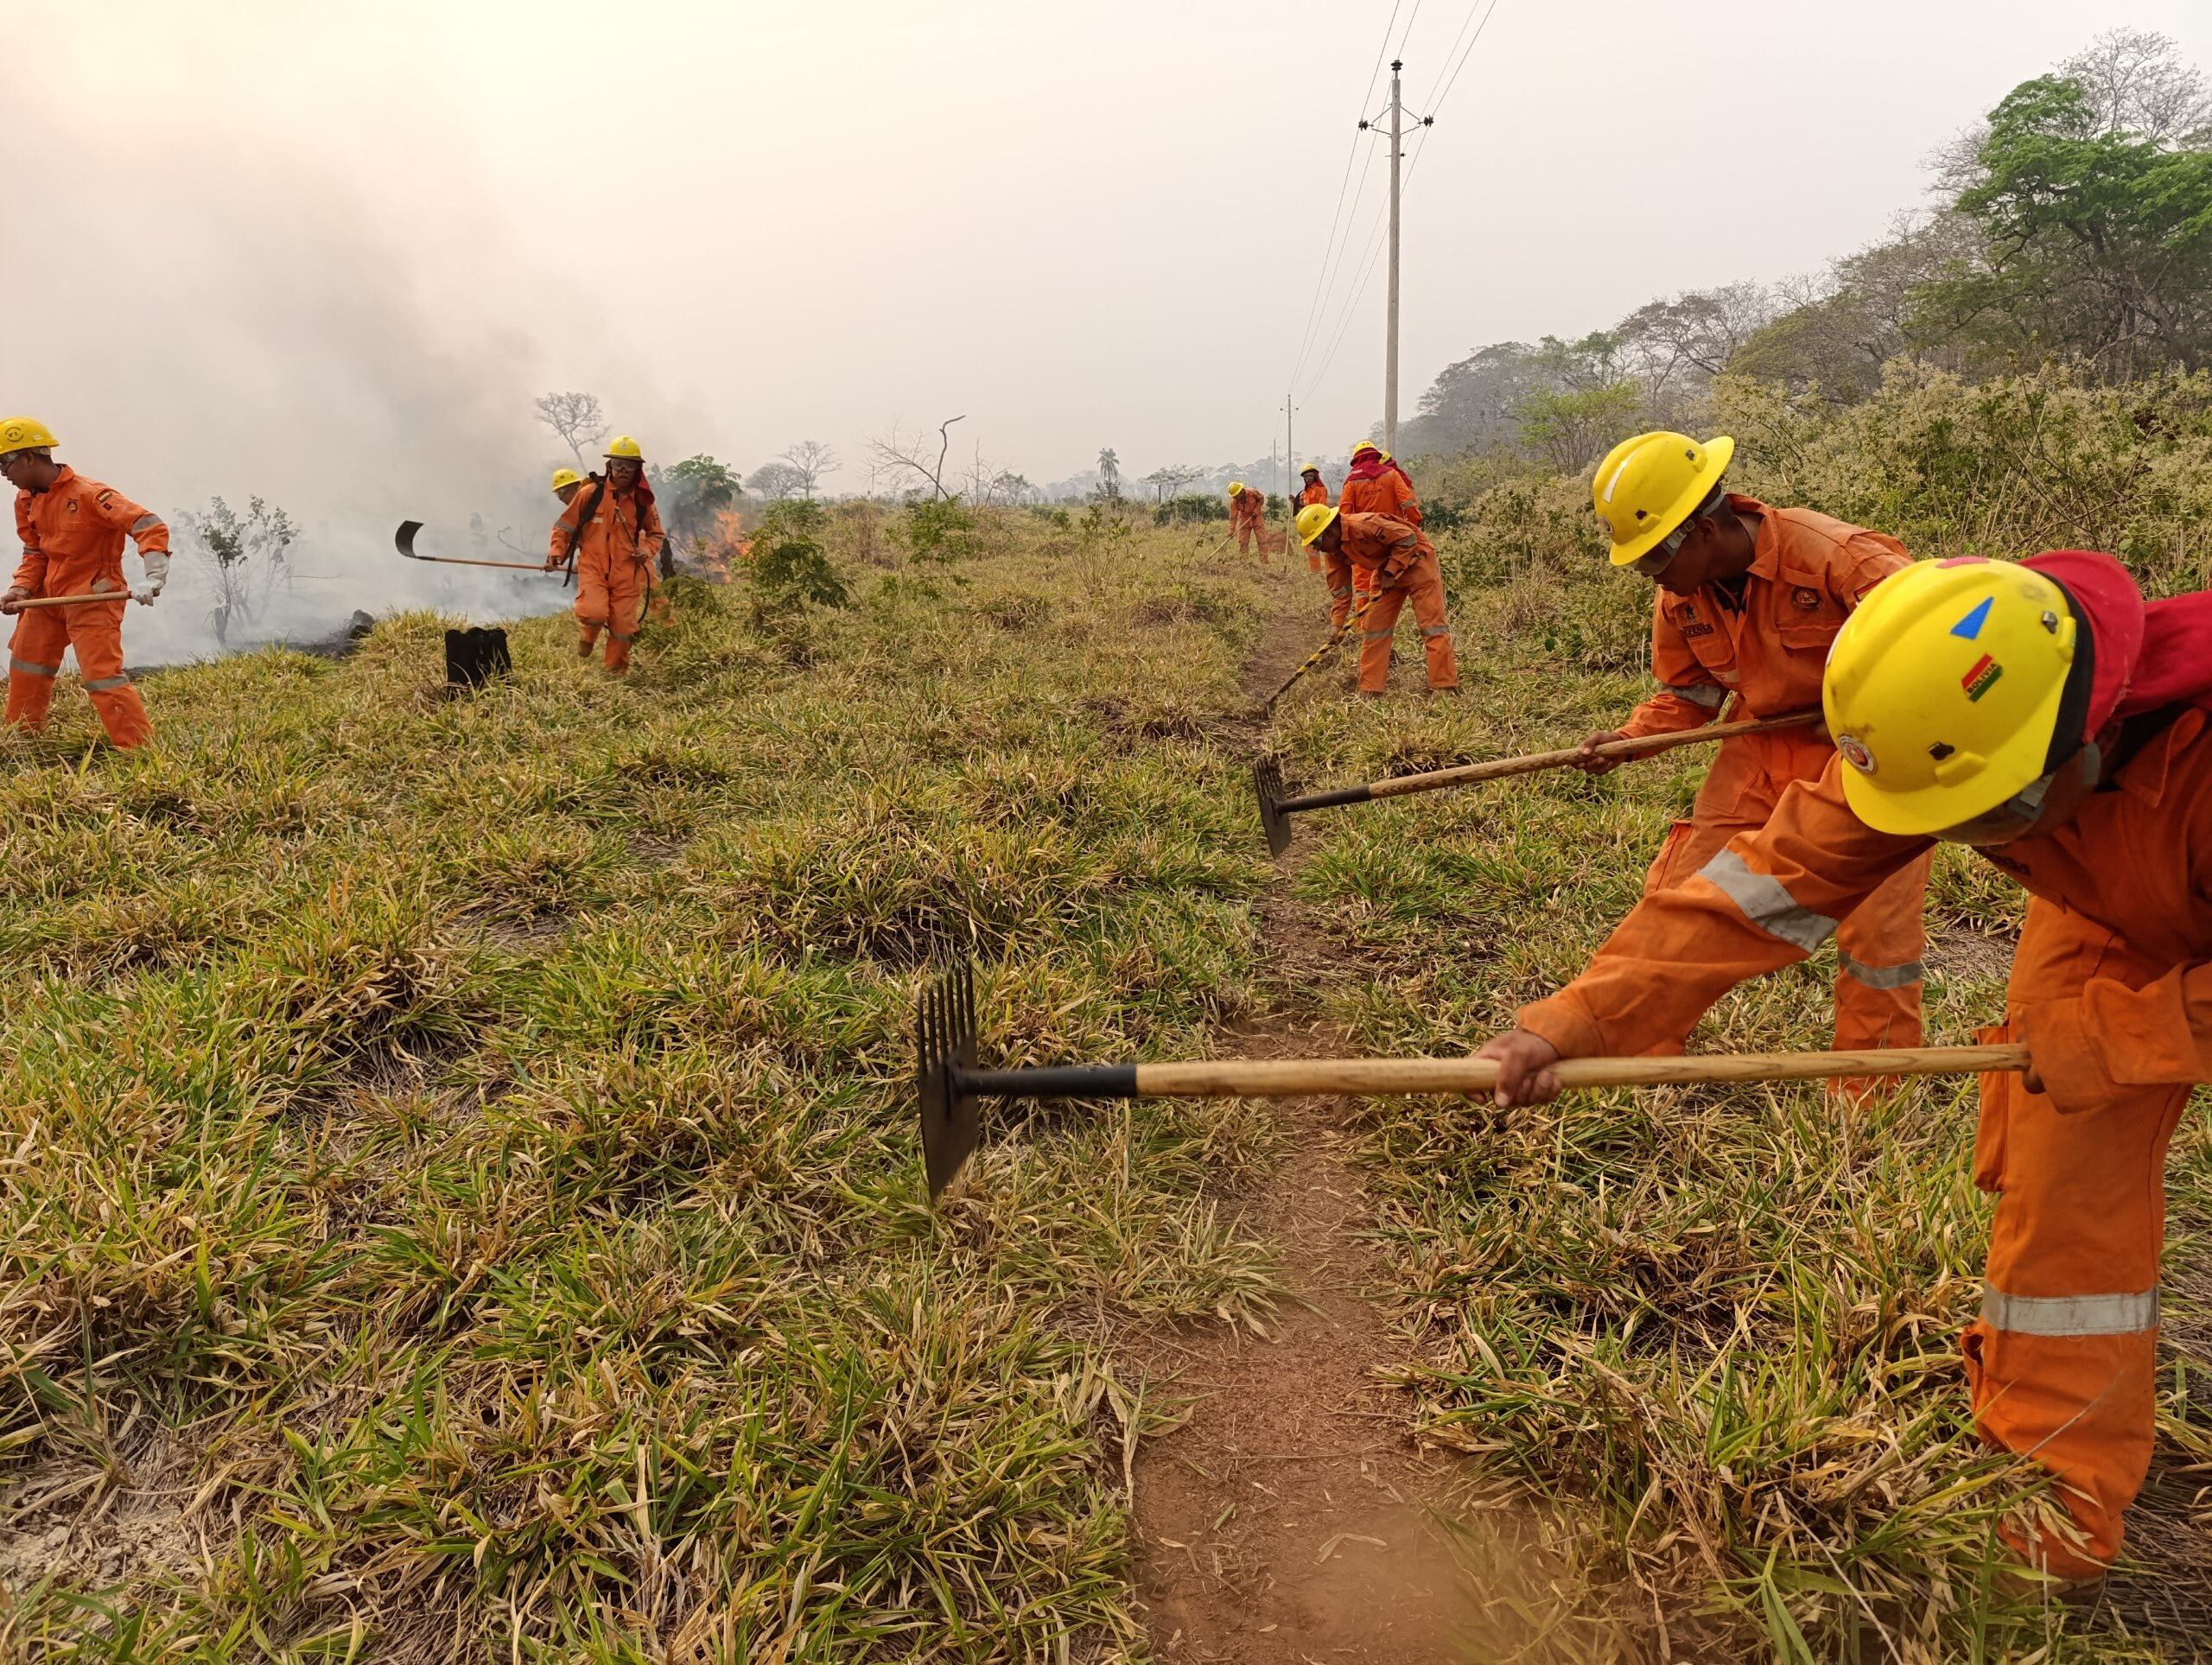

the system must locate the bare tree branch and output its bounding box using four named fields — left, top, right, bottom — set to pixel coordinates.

left=533, top=392, right=607, bottom=466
